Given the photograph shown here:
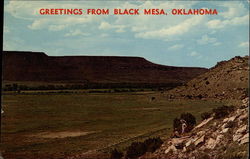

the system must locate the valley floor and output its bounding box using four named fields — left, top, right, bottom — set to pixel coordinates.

left=0, top=91, right=224, bottom=159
